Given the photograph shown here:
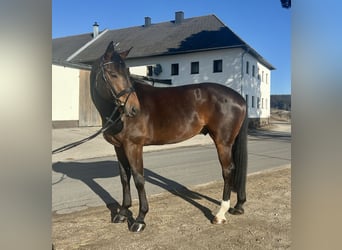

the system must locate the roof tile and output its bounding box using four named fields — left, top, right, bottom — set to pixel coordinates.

left=53, top=14, right=274, bottom=69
